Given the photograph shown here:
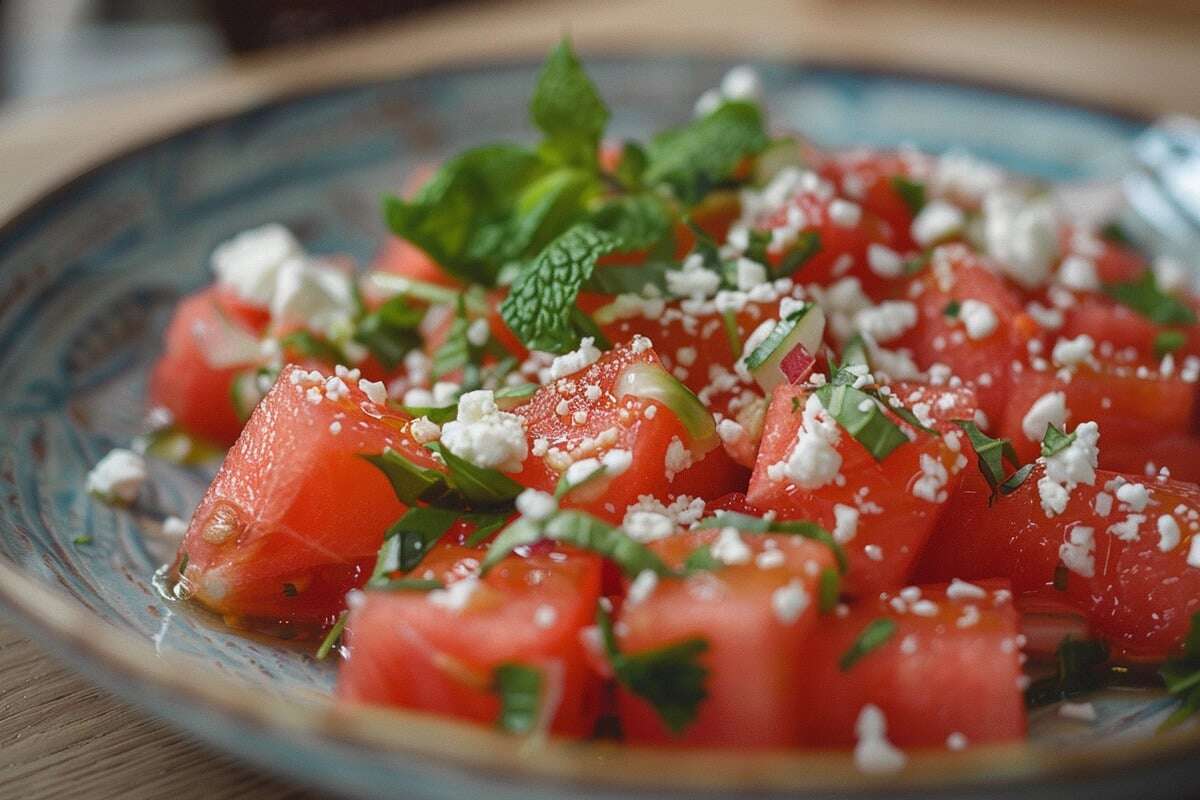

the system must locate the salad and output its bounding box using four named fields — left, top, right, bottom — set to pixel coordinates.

left=86, top=41, right=1200, bottom=770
